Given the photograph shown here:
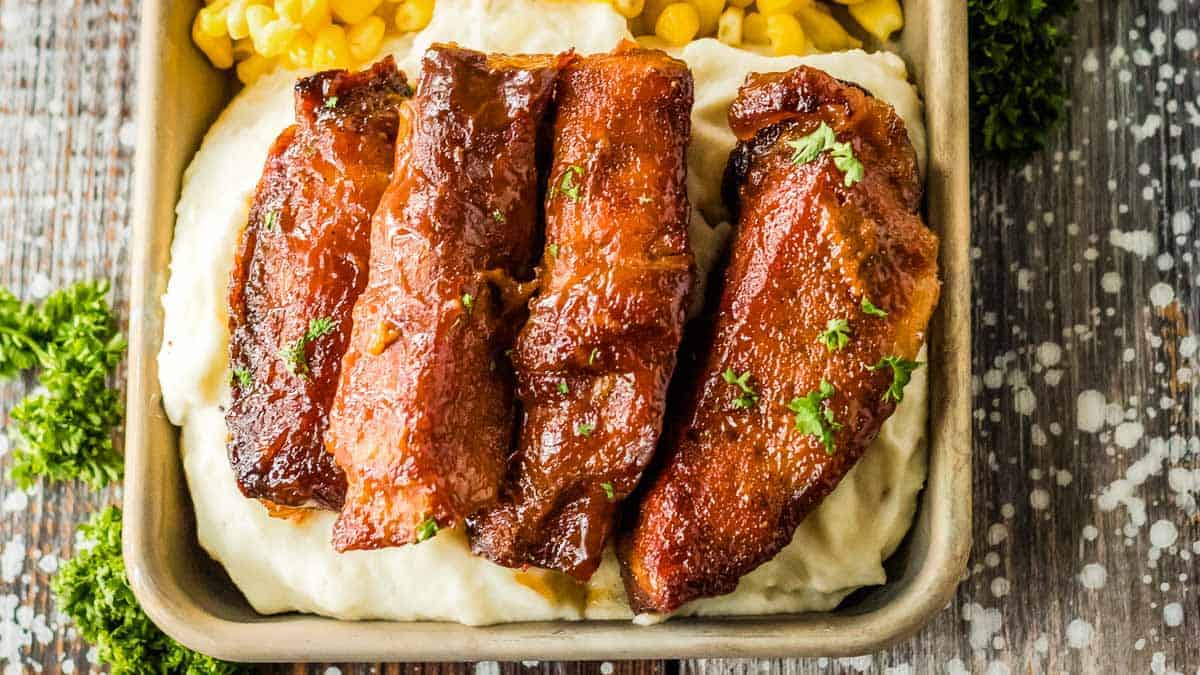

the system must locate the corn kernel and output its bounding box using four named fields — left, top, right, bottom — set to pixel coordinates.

left=742, top=11, right=768, bottom=44
left=233, top=37, right=256, bottom=60
left=756, top=0, right=798, bottom=16
left=796, top=4, right=862, bottom=51
left=612, top=0, right=645, bottom=19
left=237, top=54, right=278, bottom=84
left=641, top=0, right=674, bottom=31
left=193, top=12, right=235, bottom=68
left=312, top=24, right=352, bottom=69
left=848, top=0, right=903, bottom=41
left=717, top=6, right=743, bottom=46
left=347, top=16, right=386, bottom=62
left=244, top=4, right=277, bottom=35
left=227, top=0, right=269, bottom=40
left=300, top=0, right=333, bottom=34
left=765, top=13, right=807, bottom=55
left=198, top=3, right=231, bottom=38
left=726, top=0, right=752, bottom=7
left=687, top=0, right=723, bottom=36
left=654, top=2, right=699, bottom=46
left=394, top=0, right=435, bottom=32
left=285, top=32, right=315, bottom=69
left=275, top=0, right=303, bottom=22
left=331, top=0, right=383, bottom=24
